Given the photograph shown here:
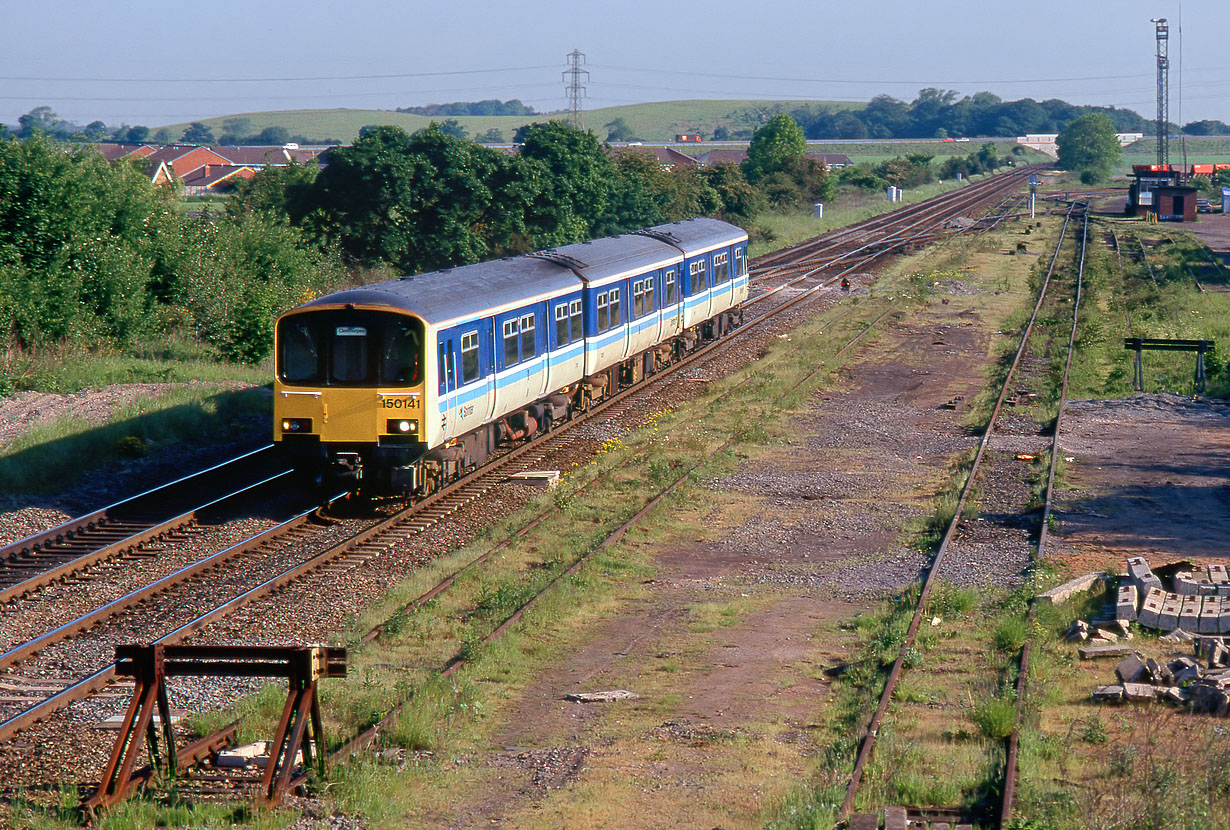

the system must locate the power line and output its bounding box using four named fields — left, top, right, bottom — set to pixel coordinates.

left=0, top=65, right=556, bottom=84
